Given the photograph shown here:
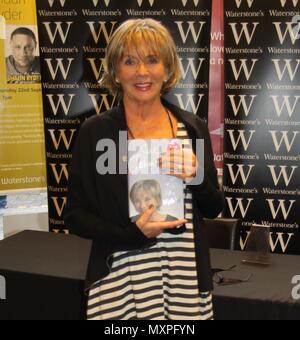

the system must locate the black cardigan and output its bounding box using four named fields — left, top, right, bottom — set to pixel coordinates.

left=64, top=100, right=224, bottom=292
